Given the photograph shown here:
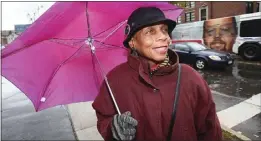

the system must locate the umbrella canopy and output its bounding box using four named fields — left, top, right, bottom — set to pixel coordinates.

left=1, top=2, right=183, bottom=112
